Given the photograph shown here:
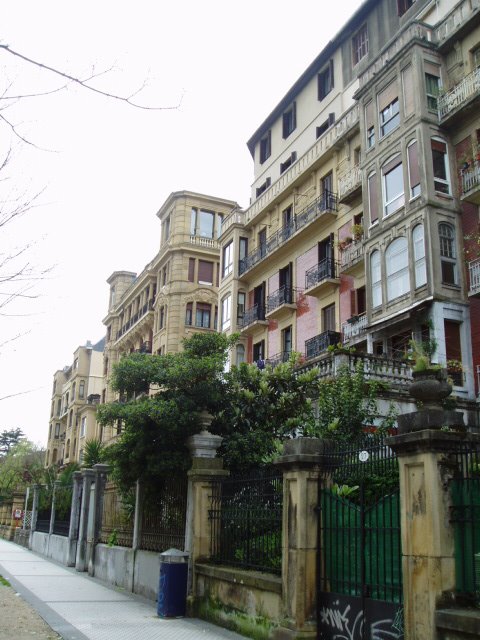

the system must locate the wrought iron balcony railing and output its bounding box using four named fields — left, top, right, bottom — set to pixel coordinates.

left=239, top=192, right=337, bottom=276
left=305, top=258, right=337, bottom=290
left=461, top=160, right=480, bottom=196
left=305, top=330, right=341, bottom=360
left=265, top=351, right=293, bottom=368
left=116, top=298, right=155, bottom=340
left=266, top=286, right=296, bottom=313
left=438, top=67, right=480, bottom=121
left=239, top=304, right=266, bottom=329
